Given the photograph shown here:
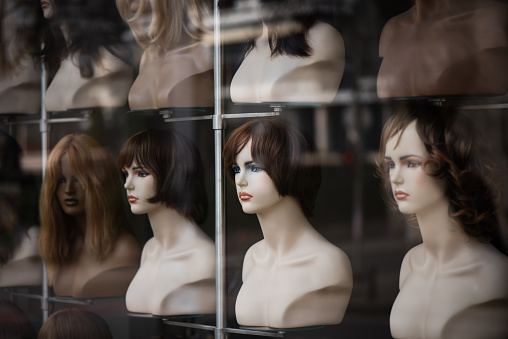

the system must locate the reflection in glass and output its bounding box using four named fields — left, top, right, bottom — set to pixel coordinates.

left=0, top=0, right=42, bottom=115
left=39, top=308, right=113, bottom=339
left=377, top=103, right=508, bottom=338
left=40, top=0, right=134, bottom=112
left=39, top=134, right=141, bottom=298
left=377, top=0, right=508, bottom=98
left=116, top=0, right=214, bottom=109
left=118, top=129, right=215, bottom=316
left=223, top=118, right=353, bottom=328
left=220, top=0, right=344, bottom=104
left=0, top=131, right=41, bottom=287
